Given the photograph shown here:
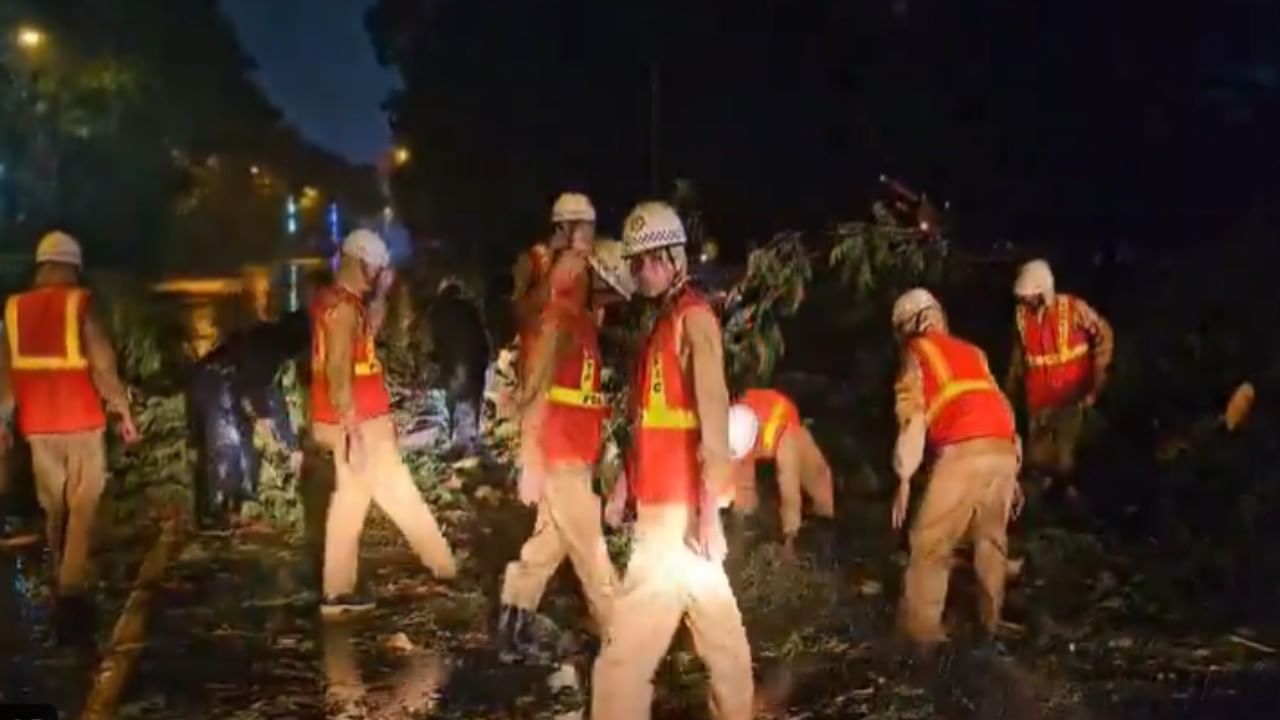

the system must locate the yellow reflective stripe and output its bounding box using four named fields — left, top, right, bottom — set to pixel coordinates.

left=1022, top=296, right=1088, bottom=367
left=640, top=347, right=699, bottom=429
left=547, top=350, right=606, bottom=408
left=354, top=337, right=382, bottom=376
left=6, top=290, right=89, bottom=370
left=915, top=337, right=997, bottom=424
left=761, top=399, right=788, bottom=453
